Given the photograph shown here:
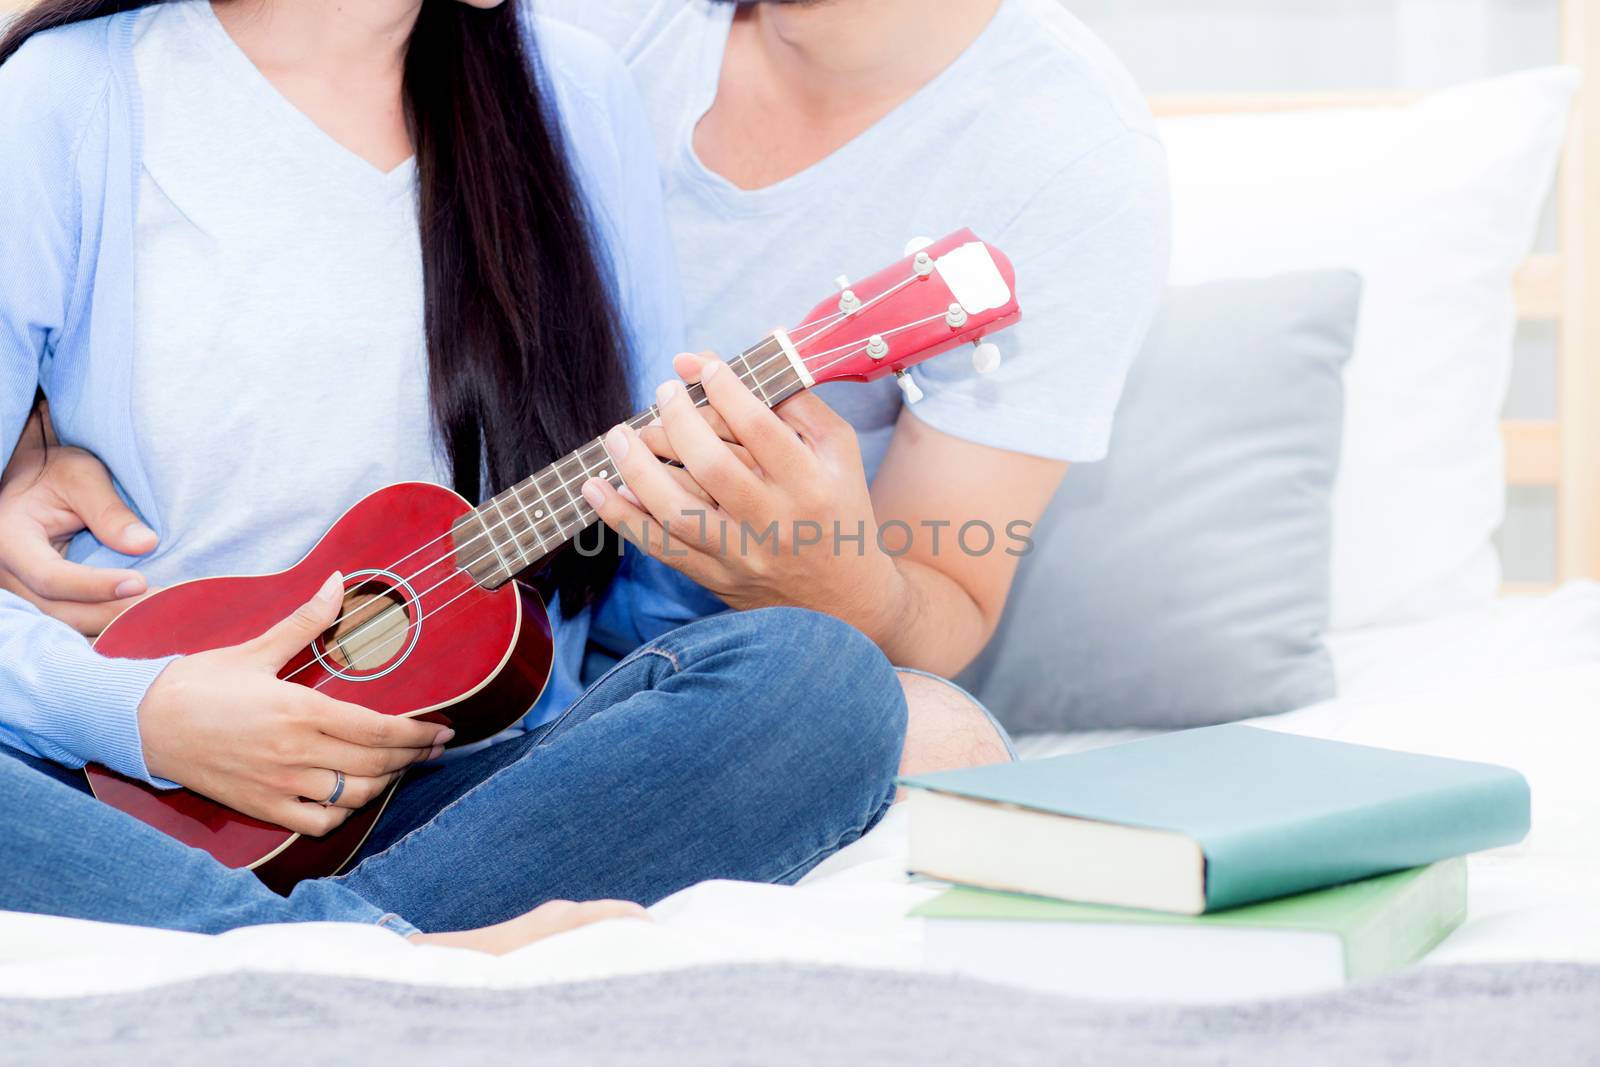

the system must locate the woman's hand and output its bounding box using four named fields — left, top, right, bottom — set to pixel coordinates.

left=137, top=572, right=454, bottom=836
left=581, top=352, right=905, bottom=645
left=0, top=409, right=160, bottom=635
